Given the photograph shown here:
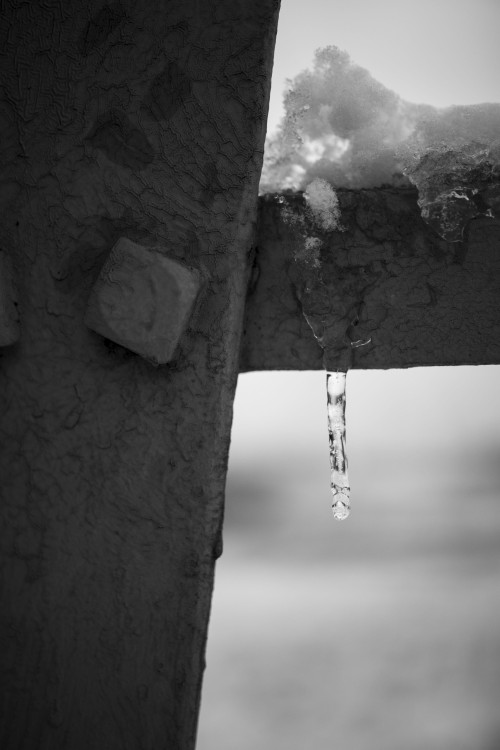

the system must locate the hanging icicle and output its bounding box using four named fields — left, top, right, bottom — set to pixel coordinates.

left=278, top=188, right=370, bottom=521
left=326, top=370, right=350, bottom=520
